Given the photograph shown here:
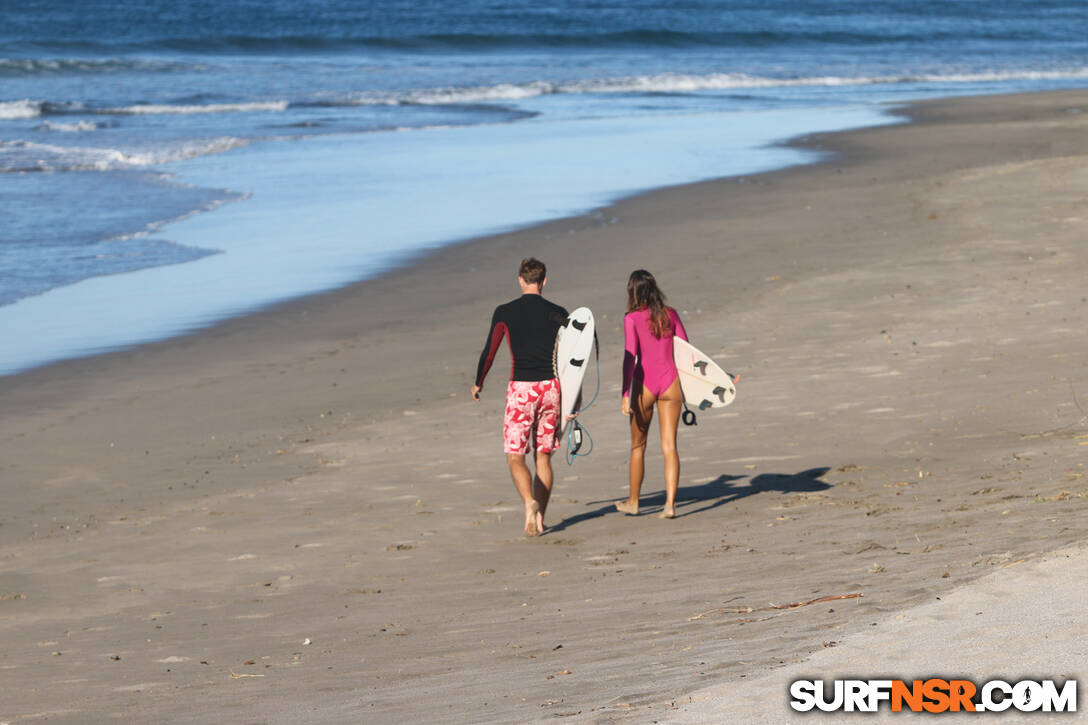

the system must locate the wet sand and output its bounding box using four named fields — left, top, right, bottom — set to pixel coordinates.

left=1, top=89, right=1087, bottom=724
